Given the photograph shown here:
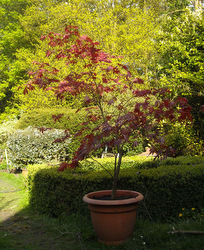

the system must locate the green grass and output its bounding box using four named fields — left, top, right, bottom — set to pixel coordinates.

left=0, top=161, right=8, bottom=171
left=0, top=171, right=204, bottom=250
